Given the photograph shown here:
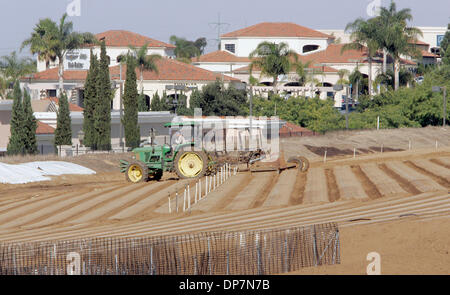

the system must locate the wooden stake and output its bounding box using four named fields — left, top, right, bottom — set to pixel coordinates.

left=209, top=174, right=212, bottom=193
left=187, top=185, right=191, bottom=209
left=199, top=179, right=202, bottom=200
left=195, top=182, right=198, bottom=204
left=183, top=188, right=186, bottom=212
